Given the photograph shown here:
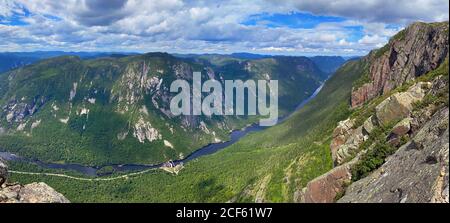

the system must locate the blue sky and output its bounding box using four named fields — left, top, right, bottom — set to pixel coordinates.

left=242, top=12, right=346, bottom=29
left=0, top=0, right=448, bottom=56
